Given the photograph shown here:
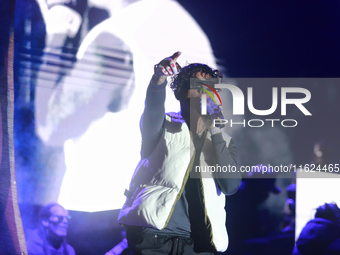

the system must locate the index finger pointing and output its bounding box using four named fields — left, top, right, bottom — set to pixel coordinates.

left=171, top=51, right=181, bottom=62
